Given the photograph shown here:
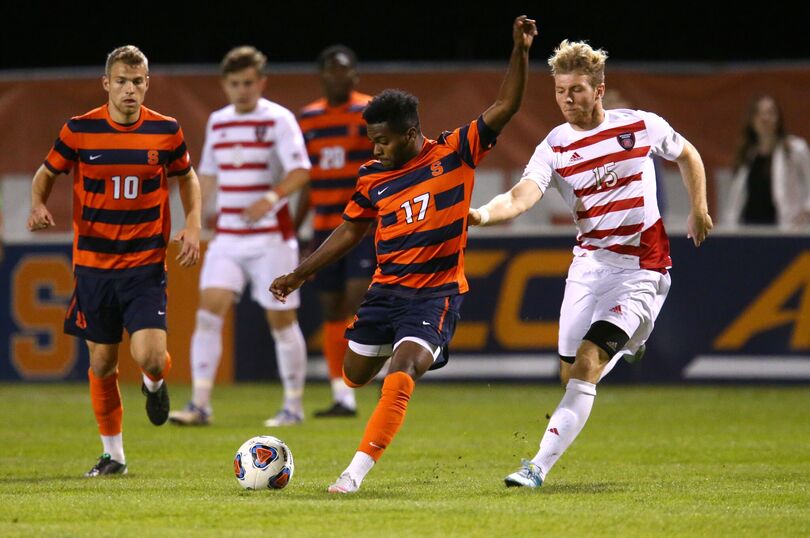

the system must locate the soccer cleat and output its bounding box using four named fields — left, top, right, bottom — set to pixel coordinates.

left=168, top=402, right=212, bottom=426
left=84, top=453, right=127, bottom=477
left=142, top=382, right=170, bottom=426
left=314, top=402, right=357, bottom=418
left=327, top=472, right=359, bottom=494
left=623, top=343, right=647, bottom=364
left=504, top=459, right=544, bottom=488
left=263, top=409, right=303, bottom=427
